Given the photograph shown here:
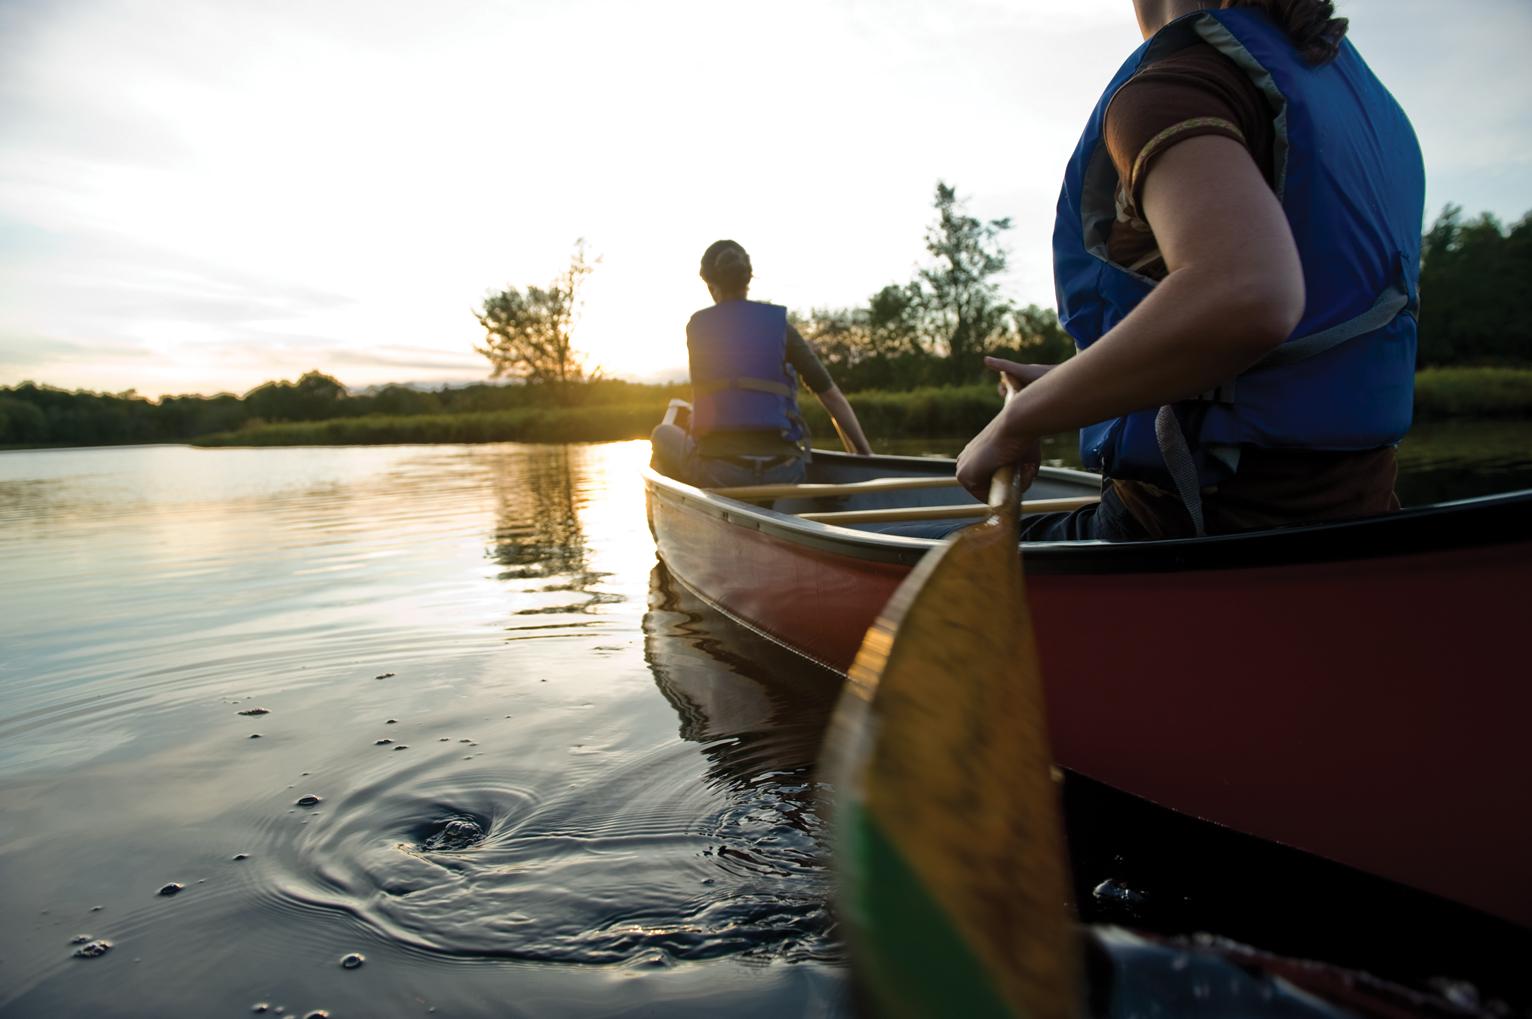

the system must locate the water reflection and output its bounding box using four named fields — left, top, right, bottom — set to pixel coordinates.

left=643, top=564, right=841, bottom=791
left=639, top=563, right=841, bottom=951
left=0, top=442, right=844, bottom=1016
left=491, top=446, right=591, bottom=582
